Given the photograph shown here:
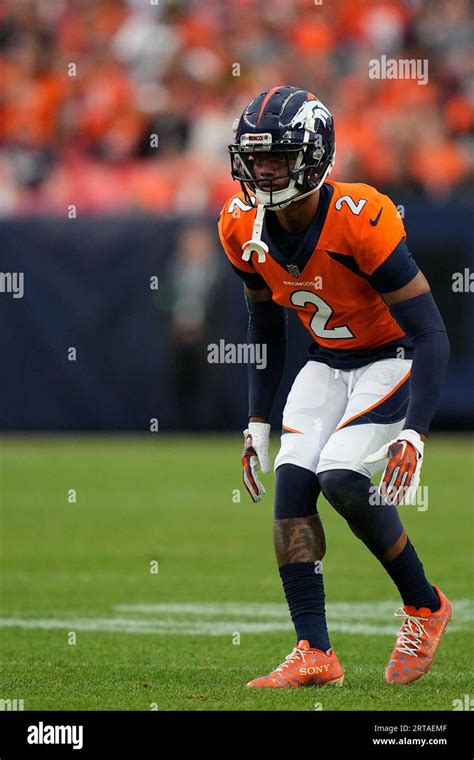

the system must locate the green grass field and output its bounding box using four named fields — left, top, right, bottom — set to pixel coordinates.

left=1, top=434, right=472, bottom=711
